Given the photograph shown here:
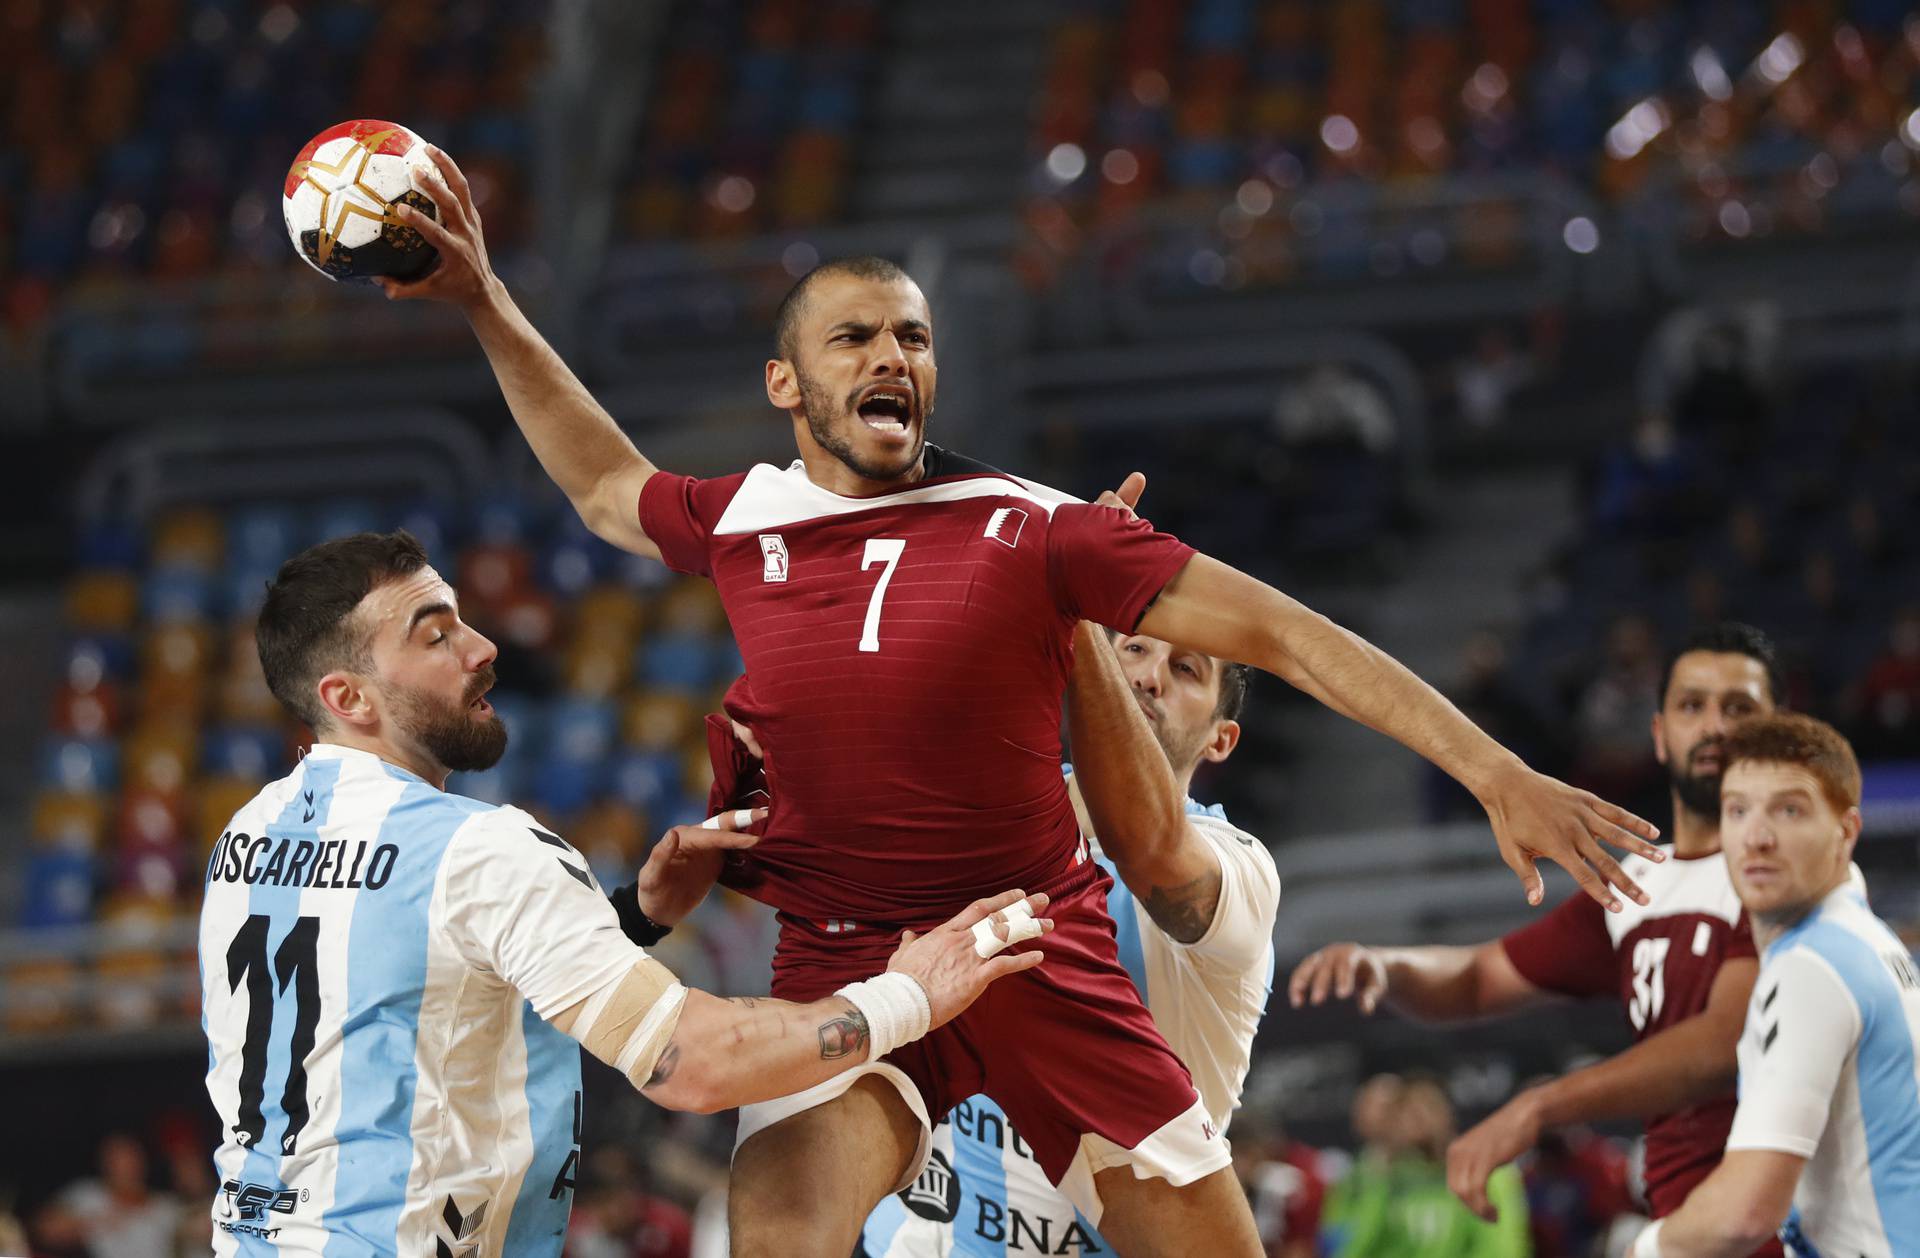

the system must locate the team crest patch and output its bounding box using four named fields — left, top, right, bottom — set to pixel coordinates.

left=759, top=534, right=789, bottom=582
left=984, top=507, right=1027, bottom=548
